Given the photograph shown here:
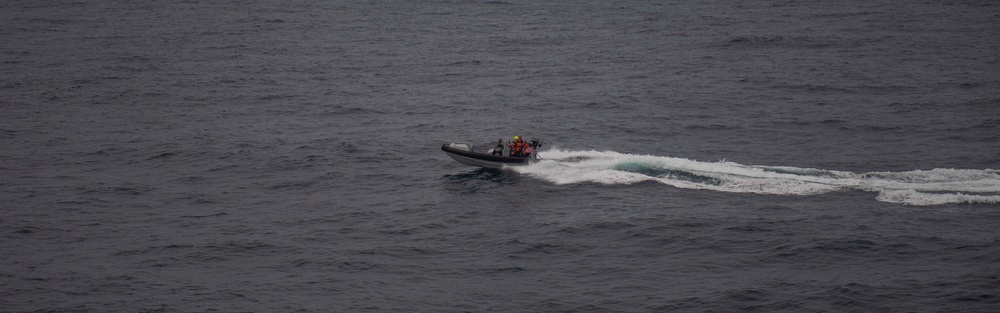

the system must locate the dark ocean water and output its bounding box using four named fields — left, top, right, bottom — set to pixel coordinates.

left=3, top=0, right=1000, bottom=311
